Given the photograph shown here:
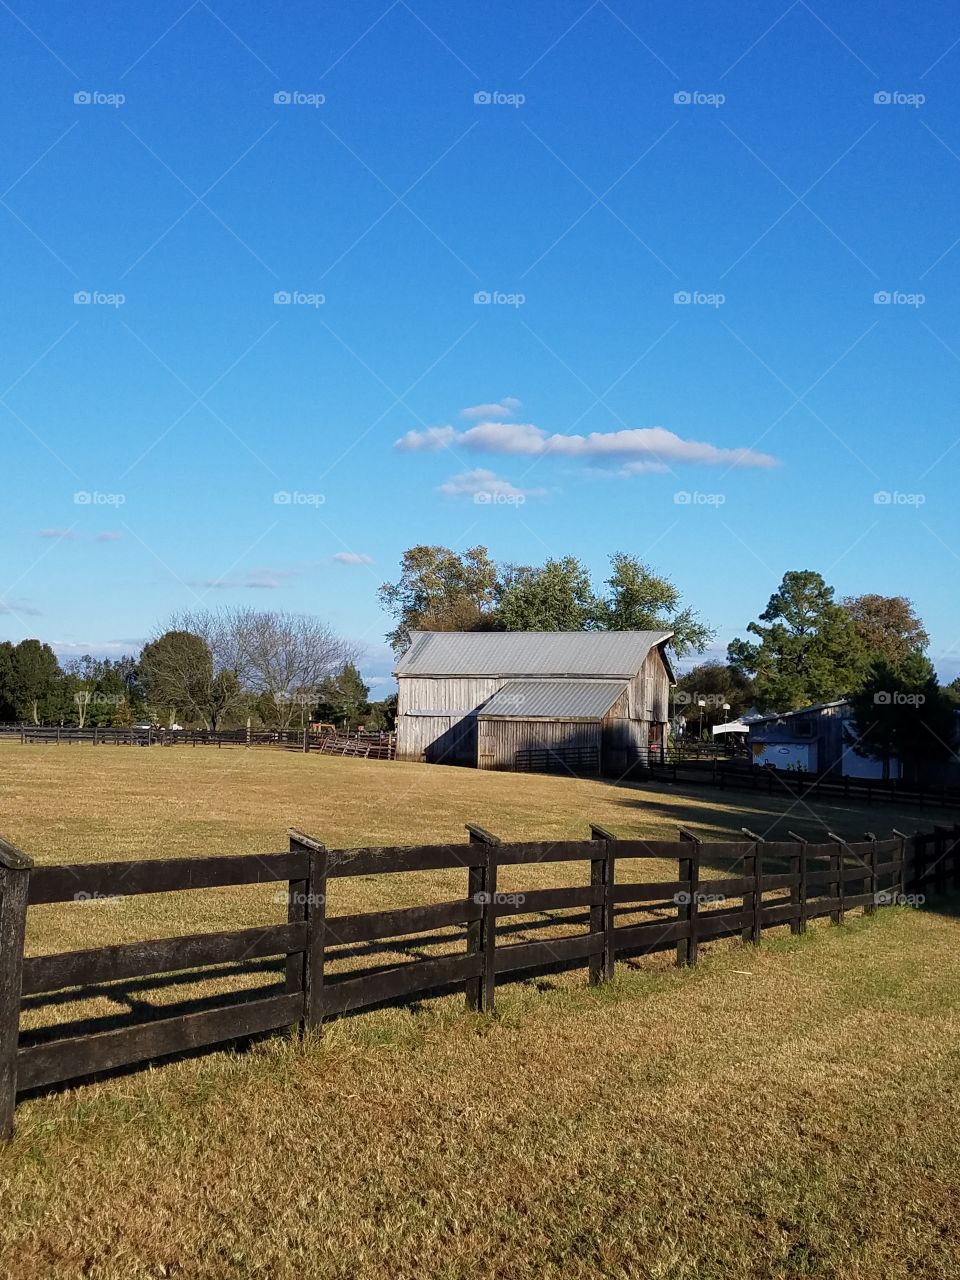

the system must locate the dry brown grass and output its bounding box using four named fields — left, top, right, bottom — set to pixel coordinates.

left=2, top=741, right=959, bottom=1279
